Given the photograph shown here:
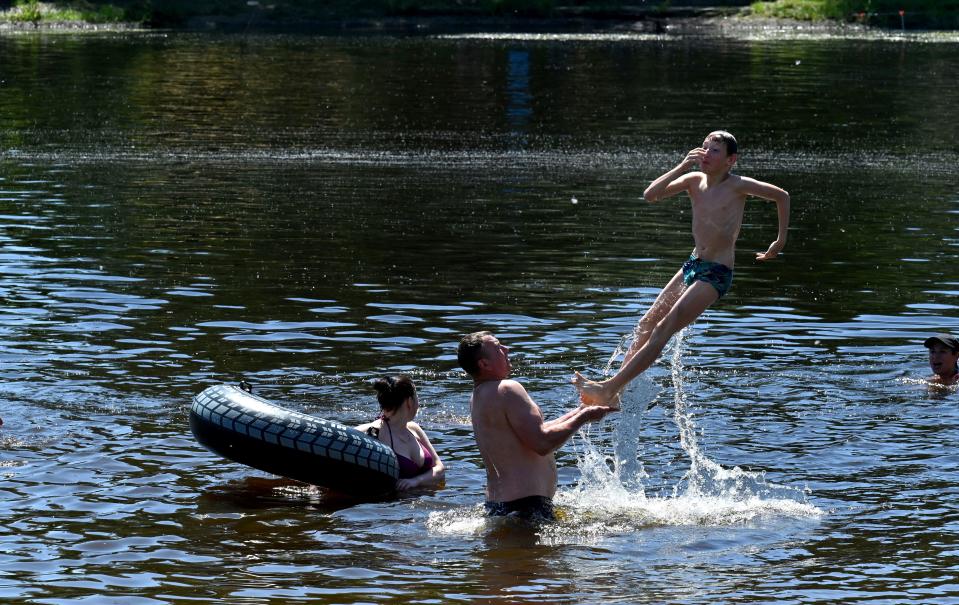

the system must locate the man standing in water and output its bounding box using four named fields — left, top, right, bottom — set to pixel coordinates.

left=573, top=131, right=790, bottom=407
left=458, top=331, right=614, bottom=522
left=924, top=333, right=959, bottom=385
